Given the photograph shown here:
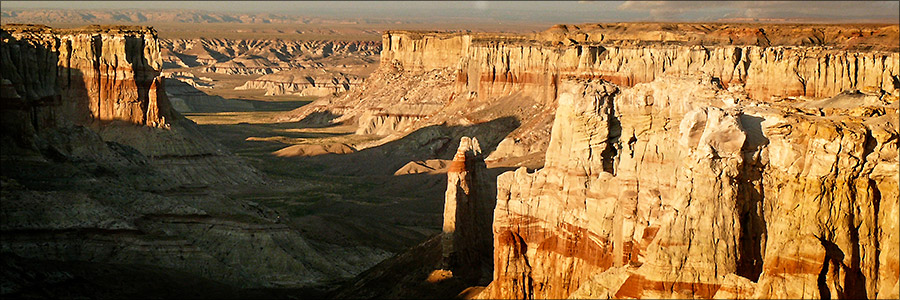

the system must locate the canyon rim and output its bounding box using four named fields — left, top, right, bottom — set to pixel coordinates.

left=1, top=2, right=899, bottom=299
